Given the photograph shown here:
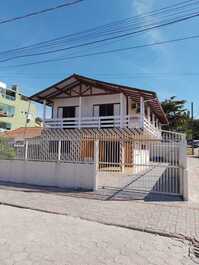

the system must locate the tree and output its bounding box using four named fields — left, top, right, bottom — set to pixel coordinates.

left=188, top=119, right=199, bottom=140
left=161, top=96, right=189, bottom=132
left=0, top=137, right=16, bottom=159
